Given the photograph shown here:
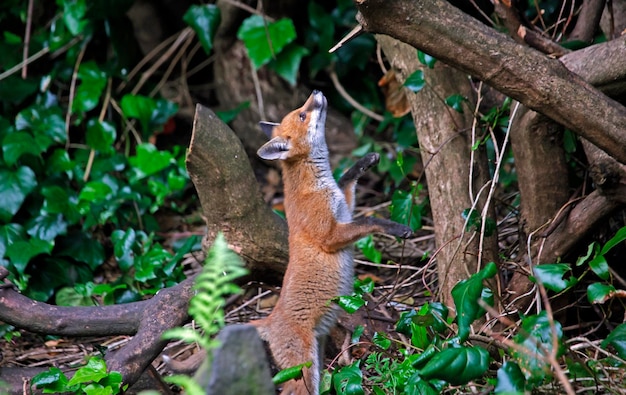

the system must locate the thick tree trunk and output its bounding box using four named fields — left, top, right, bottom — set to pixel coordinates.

left=376, top=36, right=498, bottom=306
